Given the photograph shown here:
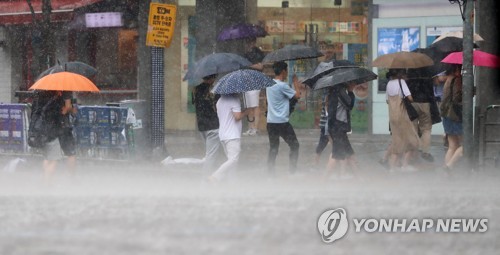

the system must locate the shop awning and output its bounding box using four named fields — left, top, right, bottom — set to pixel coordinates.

left=0, top=0, right=103, bottom=25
